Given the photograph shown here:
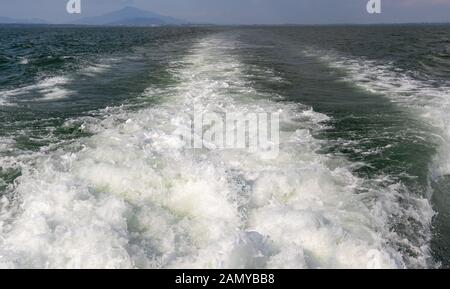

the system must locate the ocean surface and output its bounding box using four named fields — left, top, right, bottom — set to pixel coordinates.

left=0, top=24, right=449, bottom=269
